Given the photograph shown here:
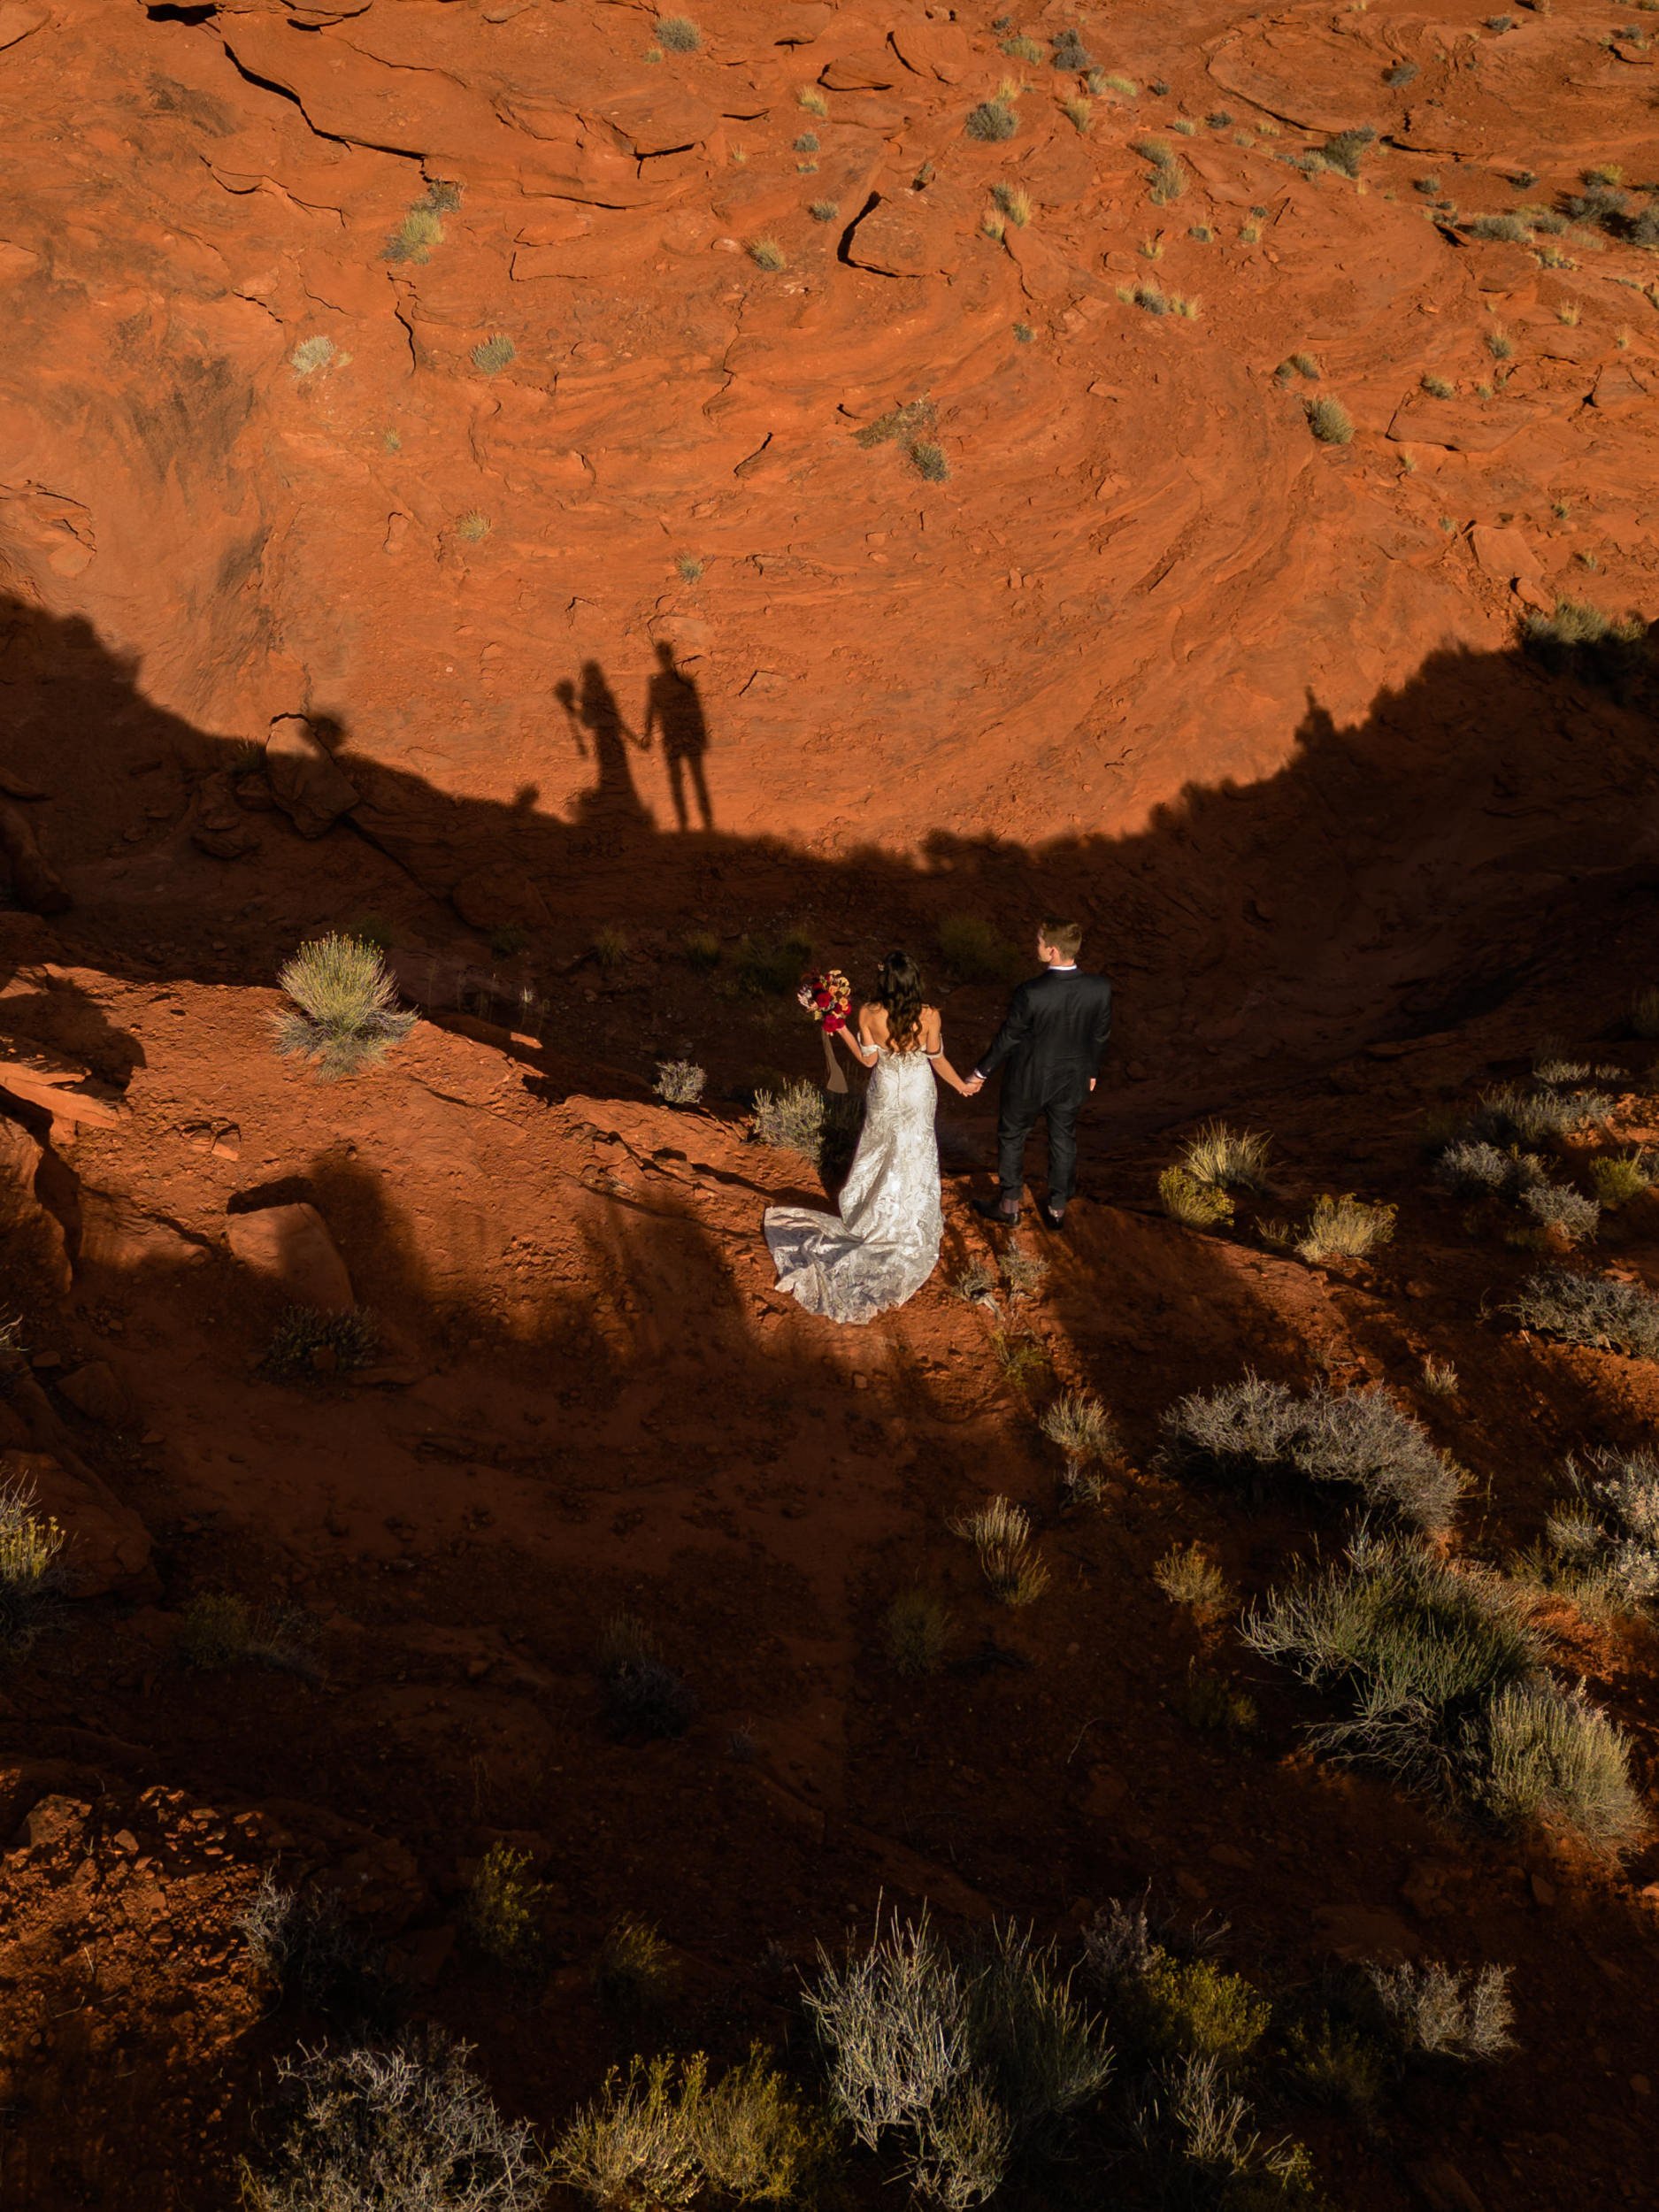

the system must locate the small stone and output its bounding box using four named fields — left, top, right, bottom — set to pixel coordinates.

left=853, top=1374, right=869, bottom=1391
left=1127, top=1061, right=1148, bottom=1081
left=58, top=1361, right=132, bottom=1425
left=211, top=1126, right=241, bottom=1160
left=142, top=1432, right=163, bottom=1447
left=1631, top=2074, right=1651, bottom=2097
left=28, top=1351, right=60, bottom=1371
left=1530, top=1870, right=1556, bottom=1908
